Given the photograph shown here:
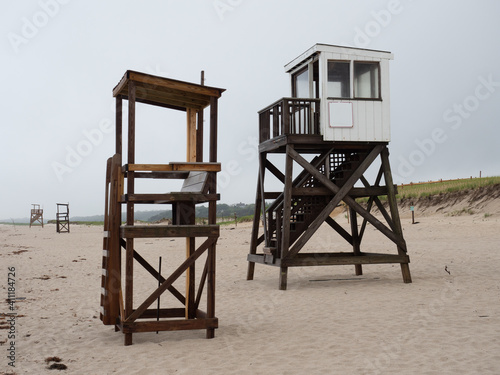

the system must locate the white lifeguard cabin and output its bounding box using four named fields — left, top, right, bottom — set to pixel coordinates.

left=285, top=44, right=393, bottom=142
